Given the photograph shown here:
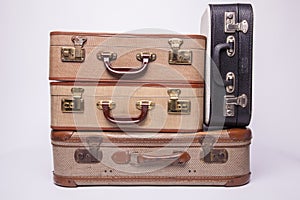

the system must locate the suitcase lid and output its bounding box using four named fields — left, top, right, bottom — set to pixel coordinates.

left=50, top=31, right=206, bottom=50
